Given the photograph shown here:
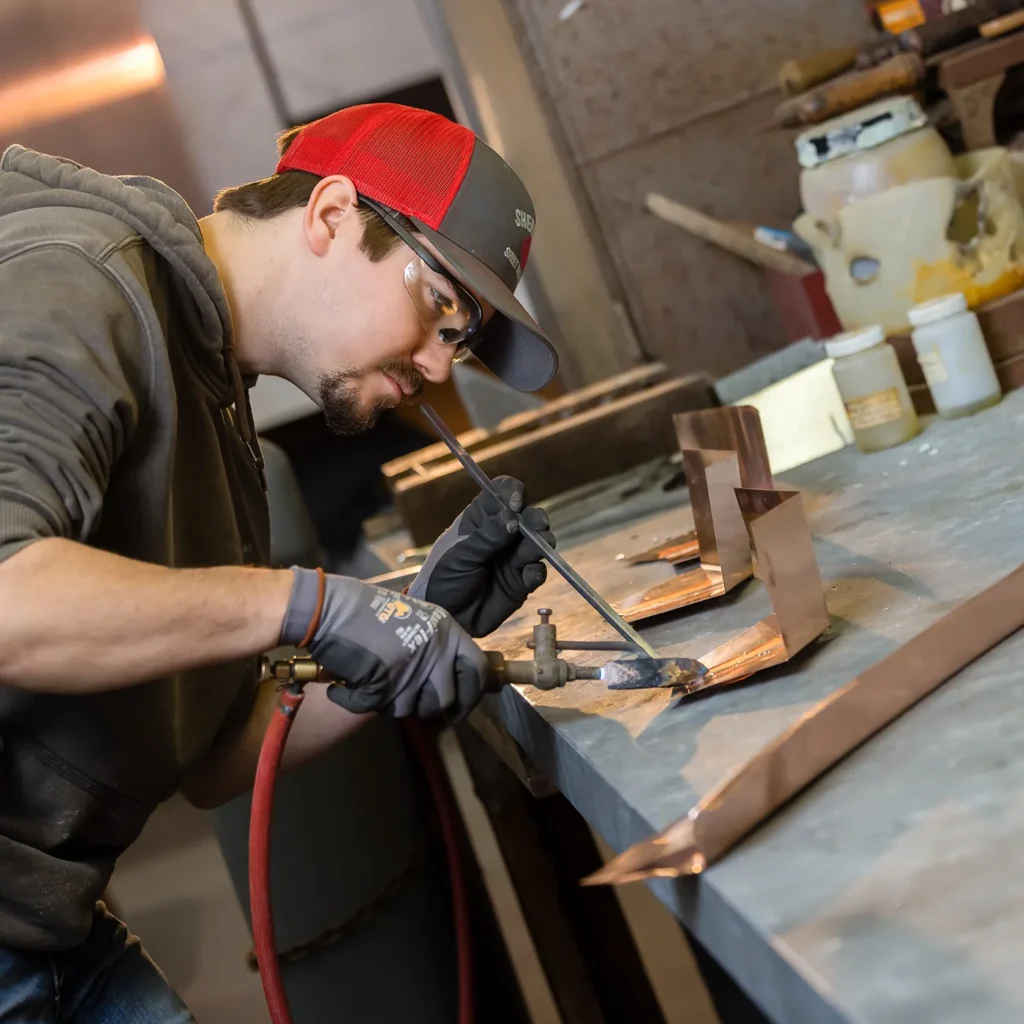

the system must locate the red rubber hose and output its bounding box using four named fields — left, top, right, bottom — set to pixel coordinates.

left=249, top=697, right=474, bottom=1024
left=250, top=686, right=304, bottom=1024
